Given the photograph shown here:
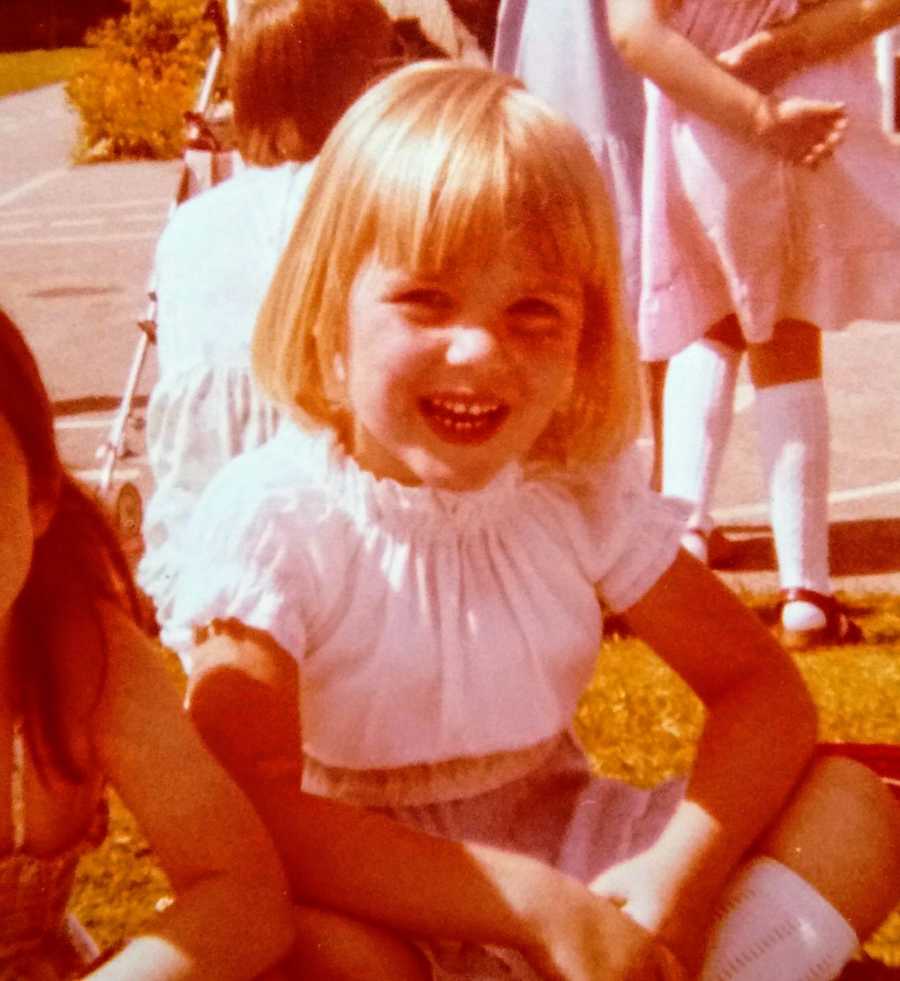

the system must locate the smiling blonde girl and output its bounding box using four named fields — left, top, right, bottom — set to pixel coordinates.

left=172, top=62, right=899, bottom=979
